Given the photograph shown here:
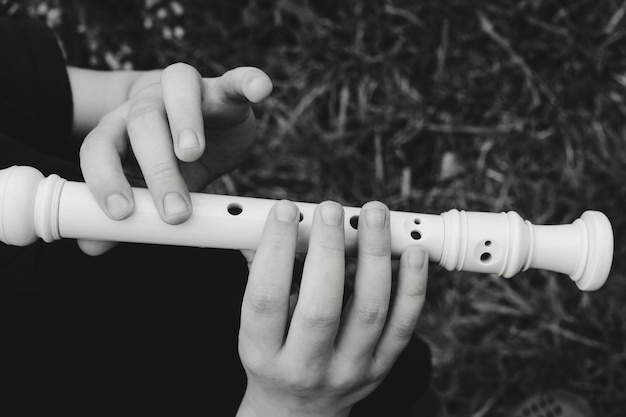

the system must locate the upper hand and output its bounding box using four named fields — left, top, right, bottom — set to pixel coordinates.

left=237, top=200, right=429, bottom=417
left=77, top=63, right=272, bottom=255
